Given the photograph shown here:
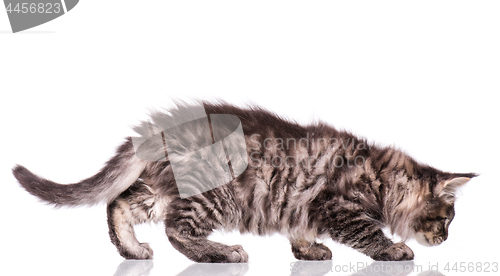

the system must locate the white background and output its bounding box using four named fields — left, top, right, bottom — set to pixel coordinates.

left=1, top=1, right=499, bottom=275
